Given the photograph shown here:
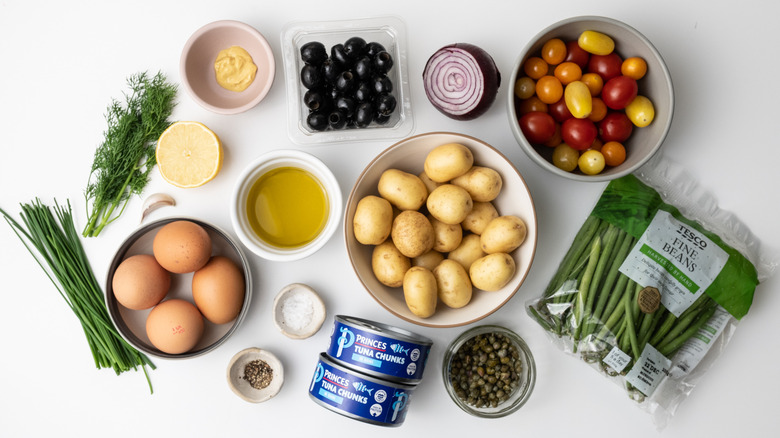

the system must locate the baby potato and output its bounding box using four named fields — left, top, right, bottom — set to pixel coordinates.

left=469, top=253, right=516, bottom=291
left=451, top=166, right=503, bottom=202
left=419, top=171, right=443, bottom=194
left=377, top=169, right=428, bottom=211
left=412, top=250, right=445, bottom=271
left=433, top=259, right=473, bottom=309
left=461, top=201, right=499, bottom=235
left=447, top=234, right=485, bottom=271
left=427, top=184, right=473, bottom=225
left=391, top=211, right=435, bottom=258
left=353, top=195, right=393, bottom=245
left=403, top=267, right=438, bottom=318
left=424, top=143, right=474, bottom=182
left=428, top=214, right=463, bottom=253
left=372, top=240, right=411, bottom=288
left=480, top=216, right=528, bottom=254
